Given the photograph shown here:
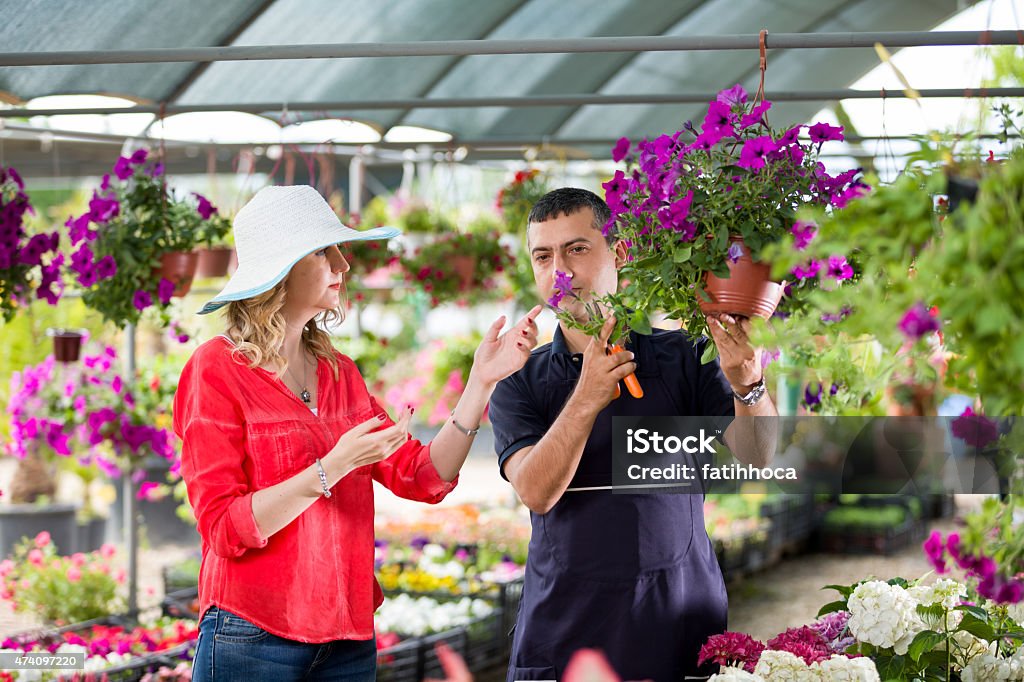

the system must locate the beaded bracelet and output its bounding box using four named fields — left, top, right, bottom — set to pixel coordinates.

left=314, top=458, right=332, bottom=498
